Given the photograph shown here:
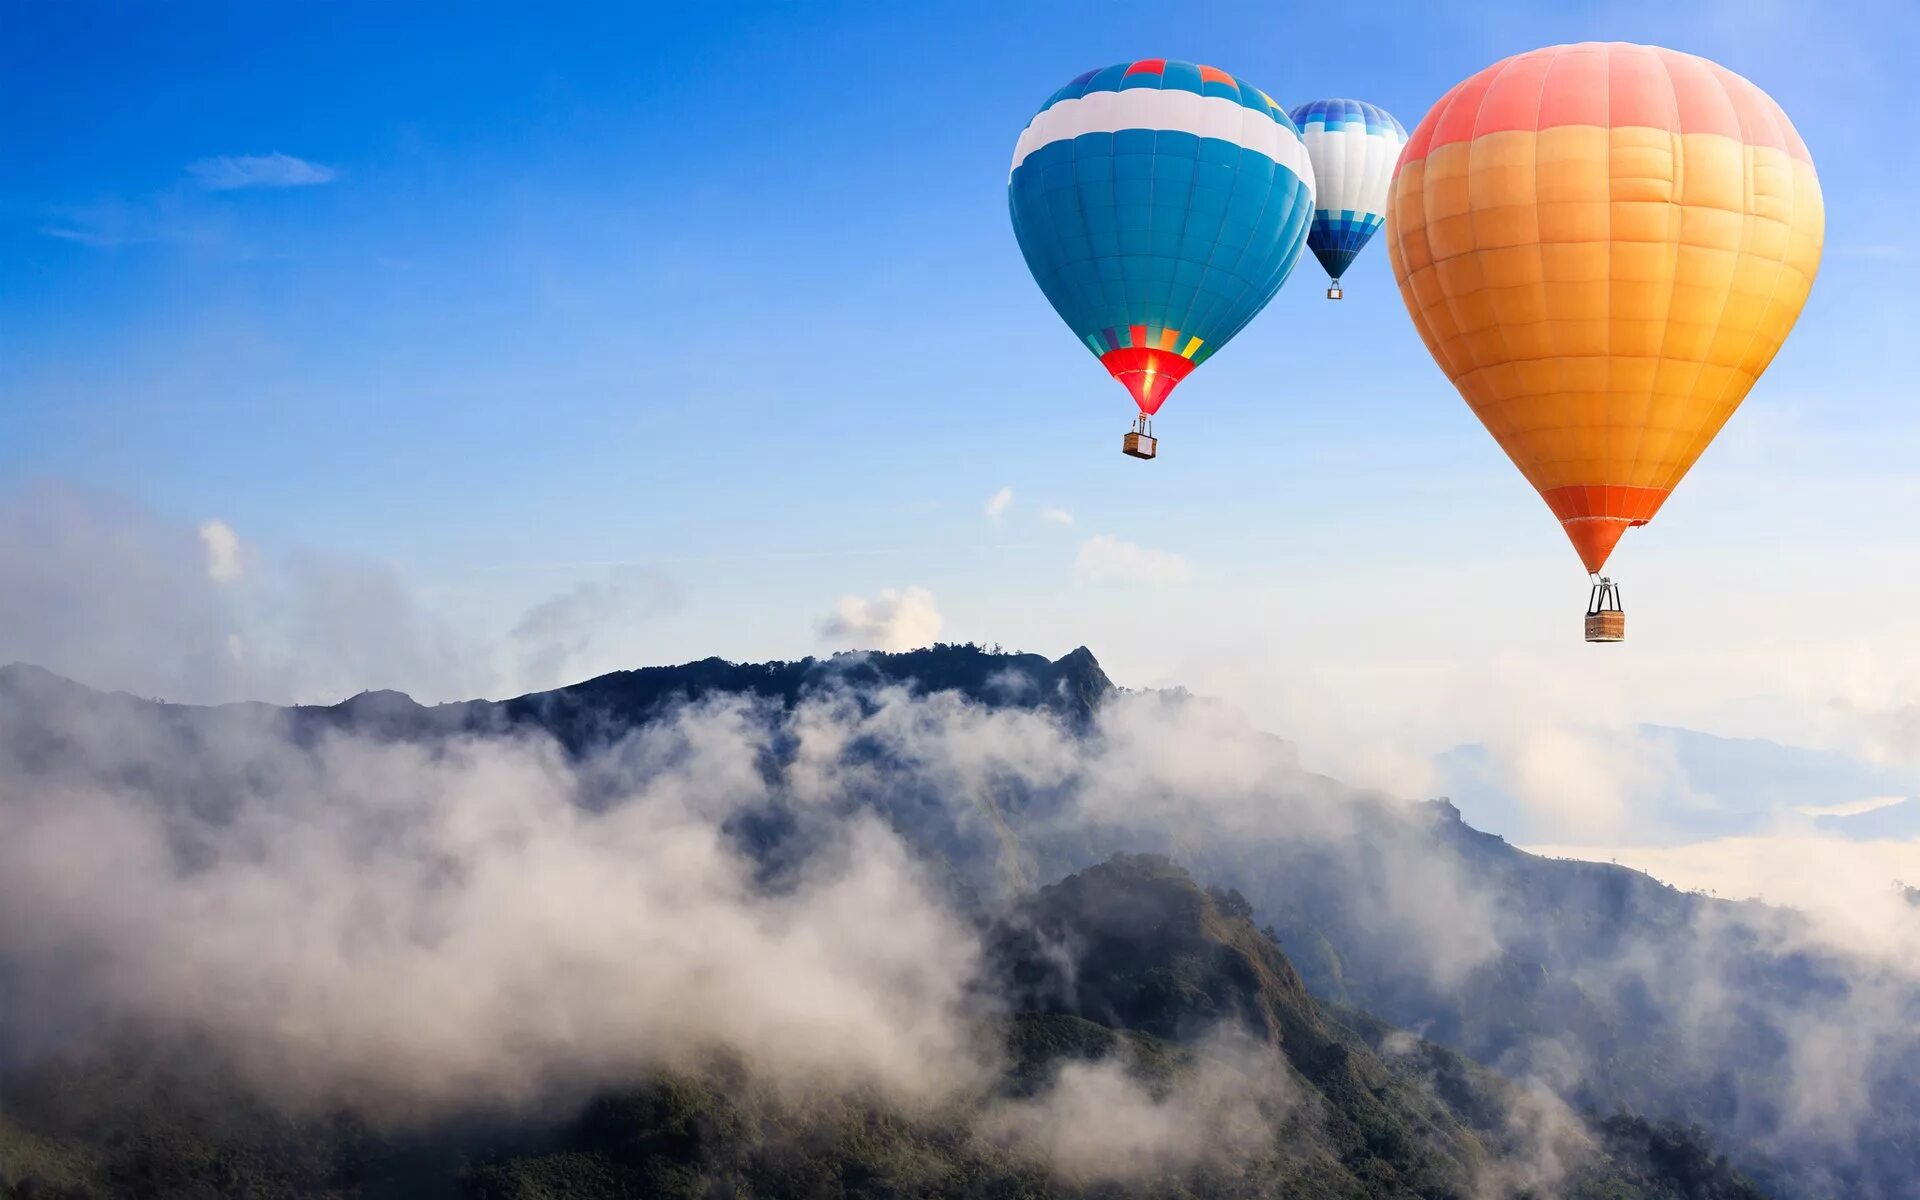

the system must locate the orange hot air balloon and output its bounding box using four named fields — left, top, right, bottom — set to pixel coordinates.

left=1386, top=43, right=1823, bottom=641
